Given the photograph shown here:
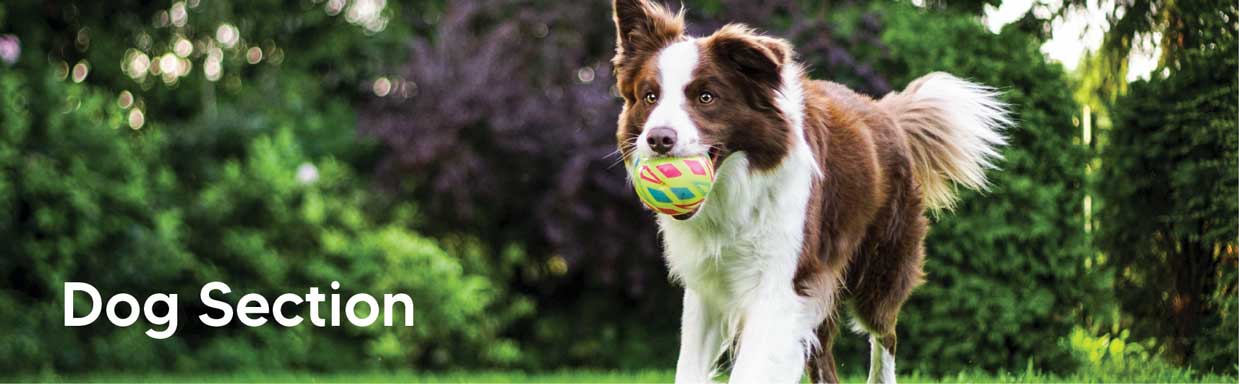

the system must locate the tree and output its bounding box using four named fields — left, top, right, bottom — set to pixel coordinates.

left=1098, top=41, right=1238, bottom=373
